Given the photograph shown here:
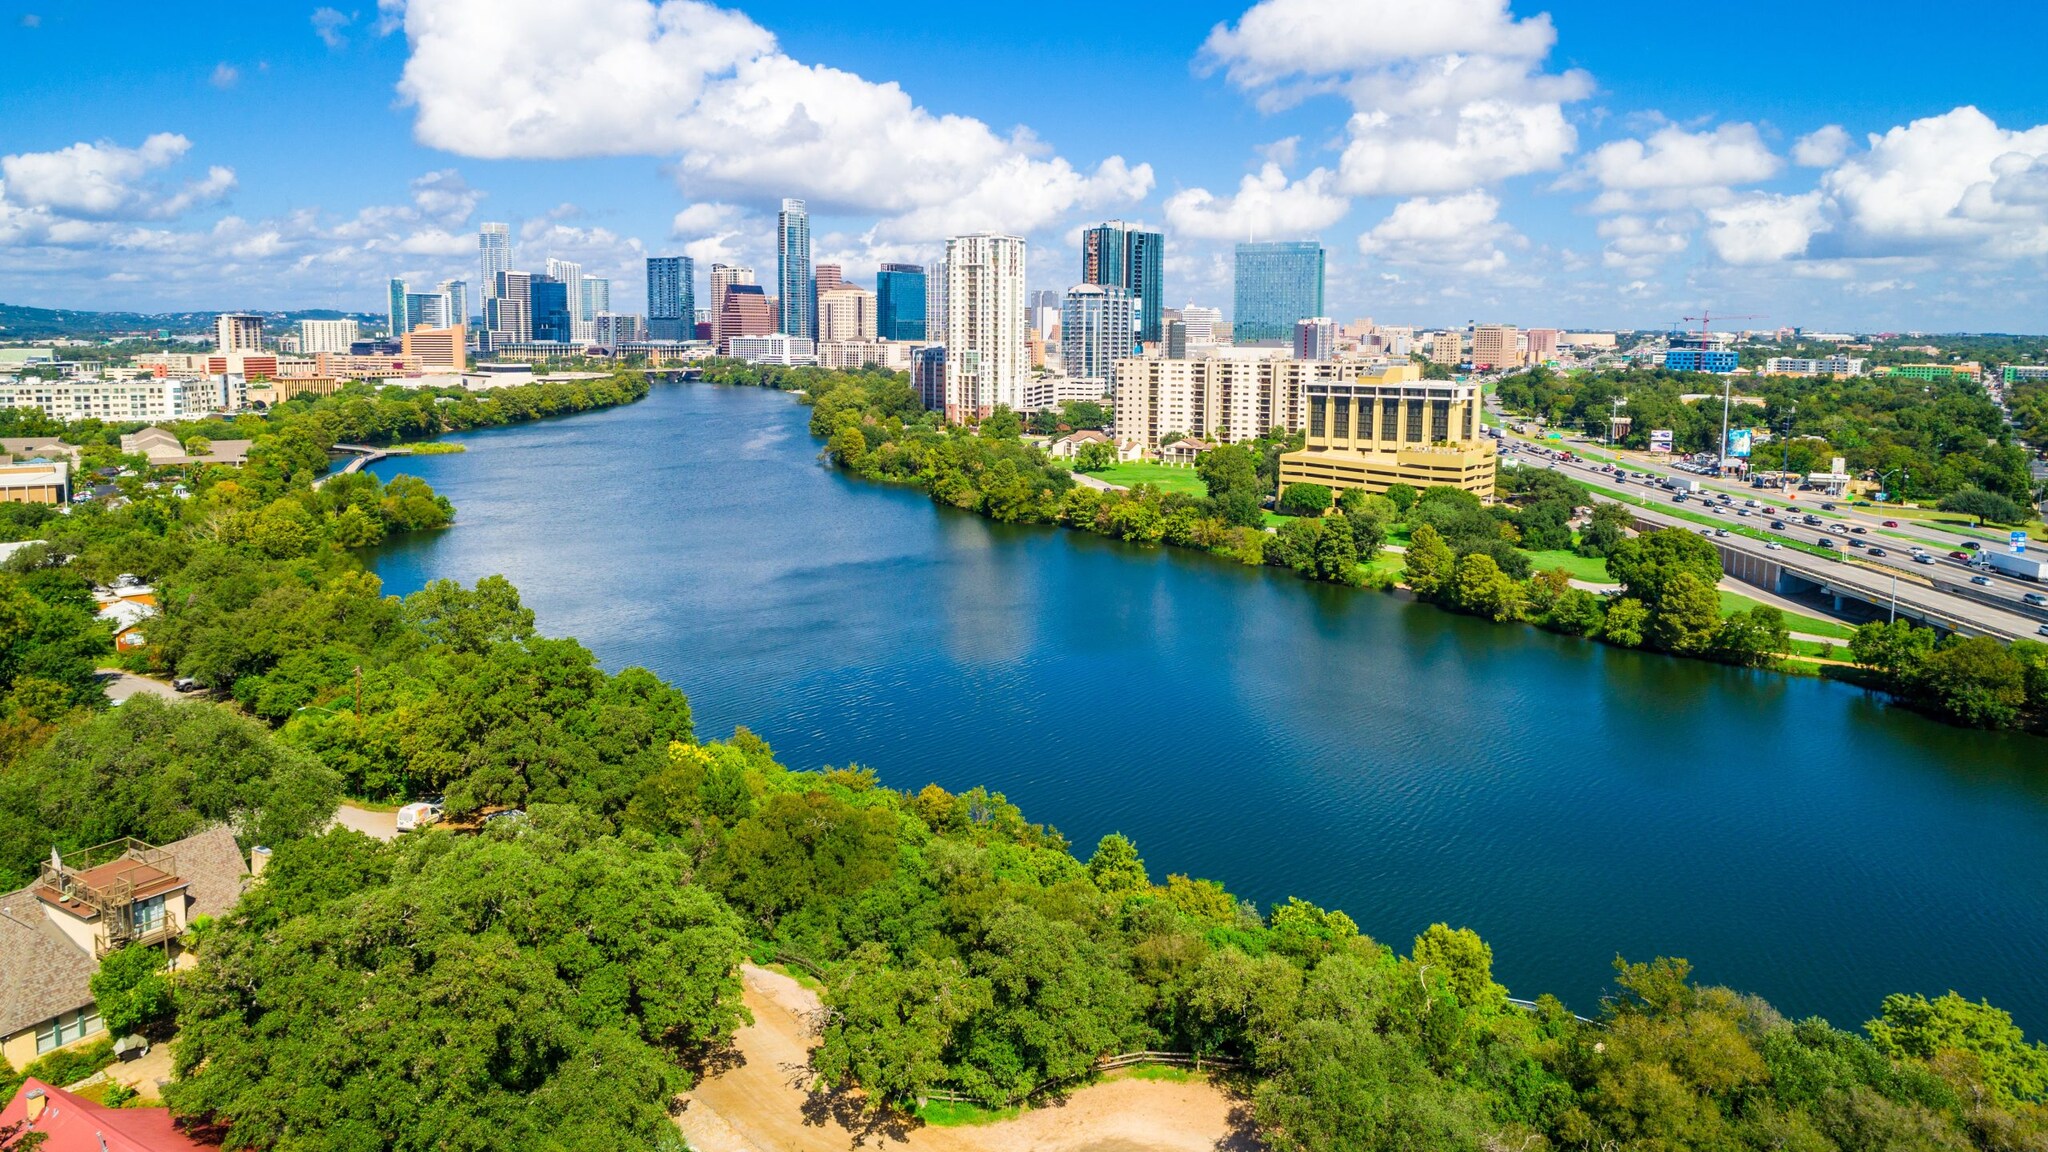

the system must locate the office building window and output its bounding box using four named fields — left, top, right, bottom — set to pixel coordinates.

left=1309, top=398, right=1325, bottom=437
left=1432, top=400, right=1450, bottom=441
left=1407, top=399, right=1425, bottom=442
left=1332, top=397, right=1349, bottom=438
left=1463, top=404, right=1475, bottom=439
